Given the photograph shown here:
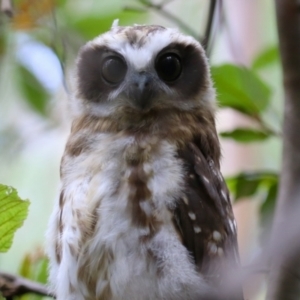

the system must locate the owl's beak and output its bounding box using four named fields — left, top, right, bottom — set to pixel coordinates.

left=128, top=71, right=156, bottom=111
